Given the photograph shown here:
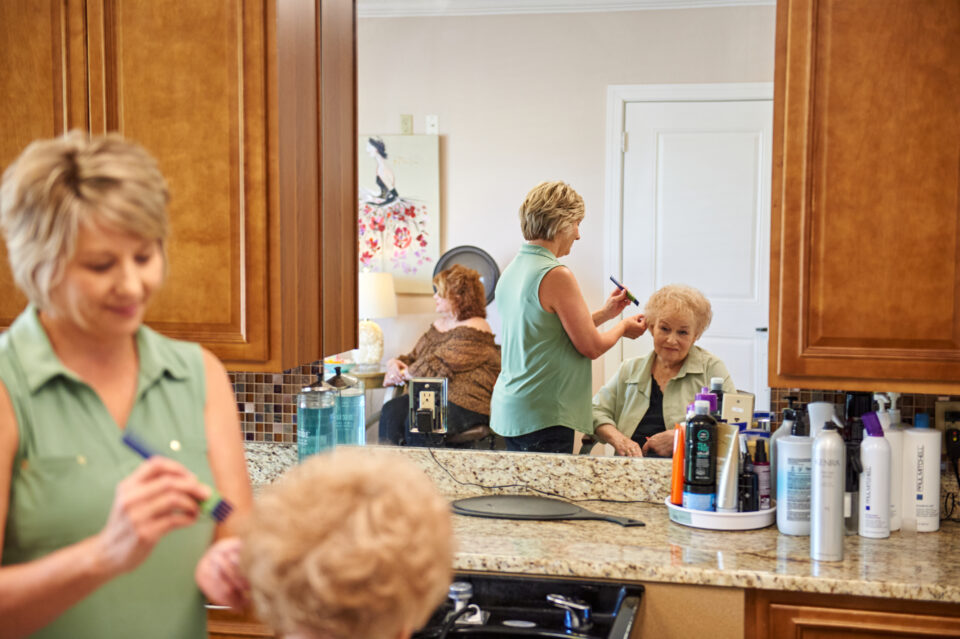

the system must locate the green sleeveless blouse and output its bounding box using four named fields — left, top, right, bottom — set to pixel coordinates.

left=490, top=244, right=592, bottom=436
left=0, top=306, right=214, bottom=639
